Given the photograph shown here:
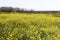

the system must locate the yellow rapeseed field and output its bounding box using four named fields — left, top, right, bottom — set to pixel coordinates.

left=0, top=13, right=60, bottom=40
